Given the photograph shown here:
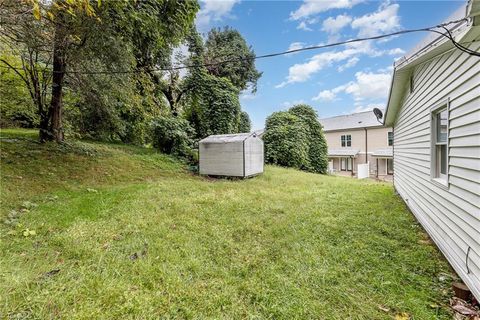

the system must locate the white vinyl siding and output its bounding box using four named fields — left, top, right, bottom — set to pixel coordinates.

left=393, top=38, right=480, bottom=300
